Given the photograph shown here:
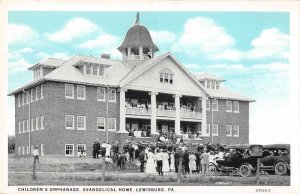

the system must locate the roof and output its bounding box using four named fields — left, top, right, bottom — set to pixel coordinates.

left=8, top=55, right=132, bottom=95
left=118, top=24, right=159, bottom=52
left=226, top=144, right=263, bottom=149
left=208, top=86, right=255, bottom=102
left=263, top=144, right=290, bottom=149
left=195, top=72, right=225, bottom=81
left=28, top=58, right=66, bottom=70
